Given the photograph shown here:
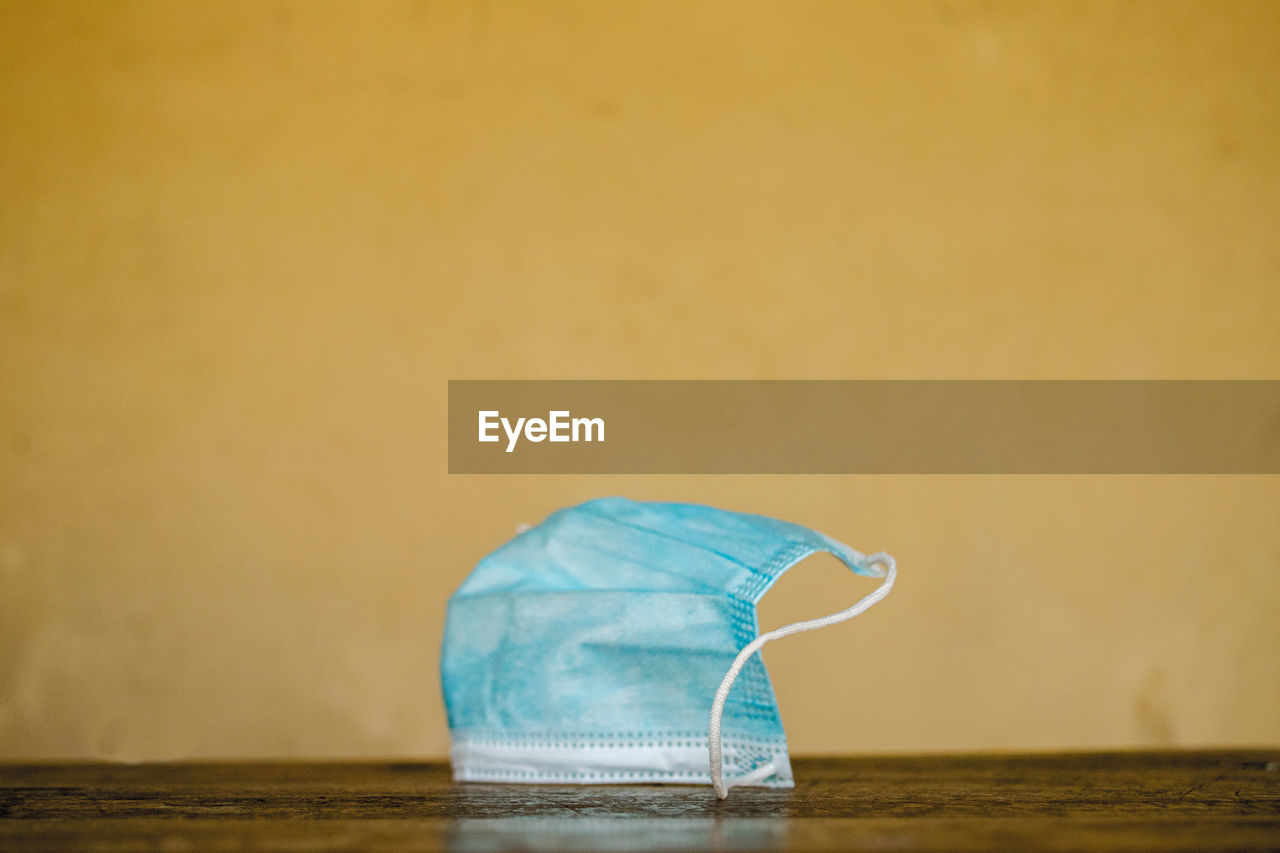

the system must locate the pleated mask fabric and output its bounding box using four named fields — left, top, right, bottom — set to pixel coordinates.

left=440, top=497, right=896, bottom=798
